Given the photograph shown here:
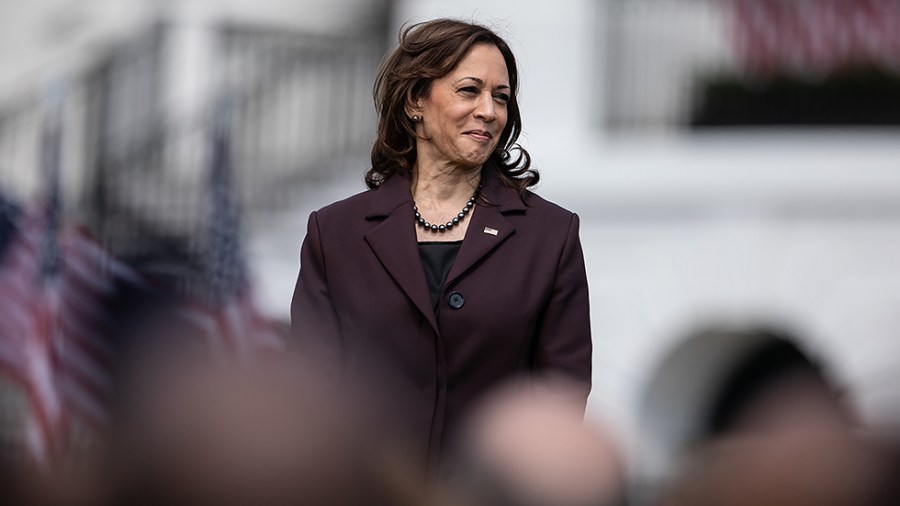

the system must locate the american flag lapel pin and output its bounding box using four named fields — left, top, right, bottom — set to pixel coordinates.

left=483, top=227, right=499, bottom=236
